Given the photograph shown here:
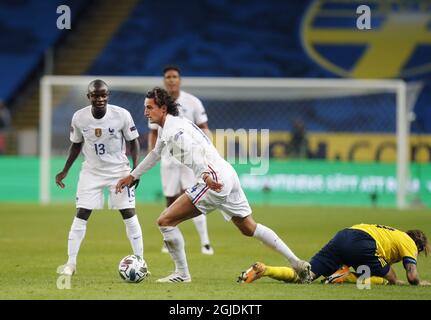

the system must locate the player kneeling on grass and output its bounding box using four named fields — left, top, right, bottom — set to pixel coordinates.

left=239, top=224, right=430, bottom=286
left=116, top=87, right=311, bottom=283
